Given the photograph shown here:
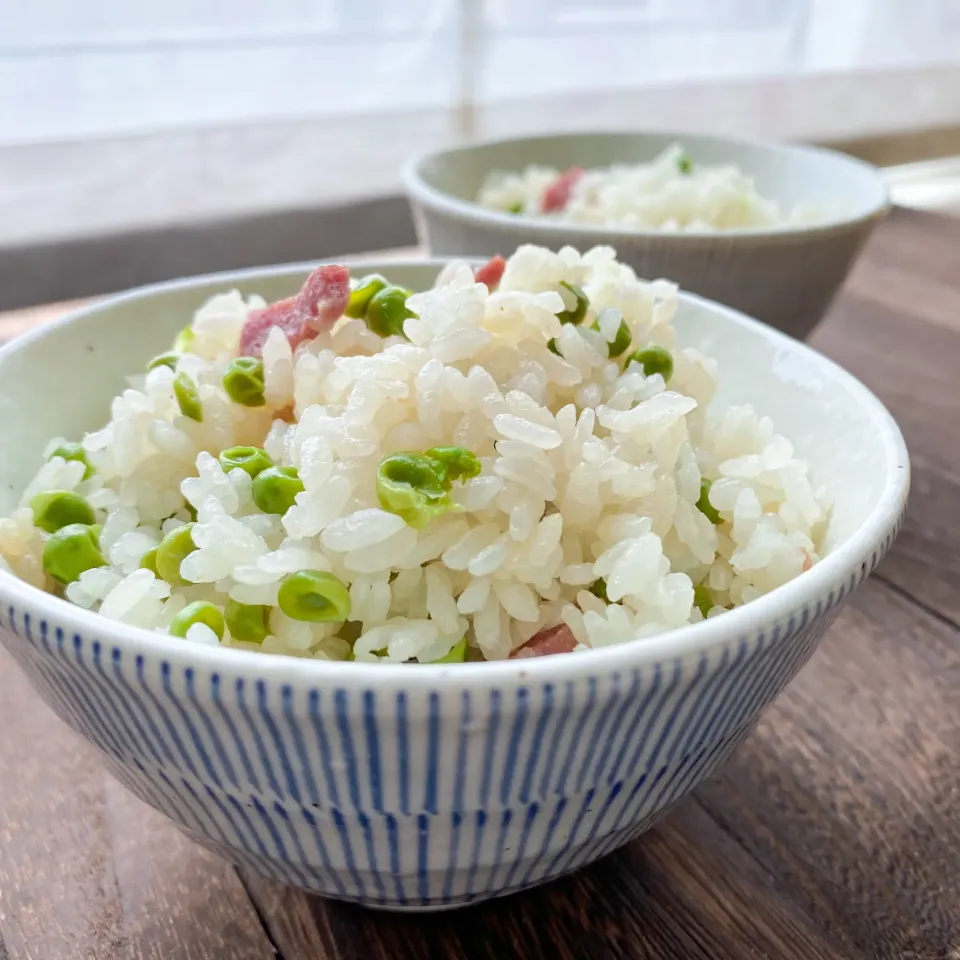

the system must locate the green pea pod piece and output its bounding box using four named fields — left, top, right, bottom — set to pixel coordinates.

left=337, top=620, right=364, bottom=644
left=376, top=453, right=450, bottom=528
left=556, top=281, right=589, bottom=325
left=174, top=372, right=203, bottom=422
left=366, top=286, right=416, bottom=338
left=30, top=490, right=96, bottom=533
left=345, top=274, right=388, bottom=319
left=47, top=441, right=95, bottom=480
left=252, top=466, right=304, bottom=515
left=147, top=351, right=179, bottom=372
left=219, top=445, right=273, bottom=479
left=170, top=601, right=225, bottom=640
left=174, top=325, right=196, bottom=352
left=626, top=345, right=673, bottom=382
left=591, top=316, right=631, bottom=358
left=431, top=637, right=467, bottom=663
left=155, top=523, right=197, bottom=586
left=696, top=478, right=722, bottom=525
left=139, top=546, right=159, bottom=576
left=589, top=578, right=609, bottom=603
left=693, top=584, right=712, bottom=618
left=225, top=599, right=271, bottom=644
left=42, top=523, right=106, bottom=584
left=278, top=570, right=351, bottom=623
left=222, top=357, right=266, bottom=407
left=424, top=446, right=481, bottom=487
